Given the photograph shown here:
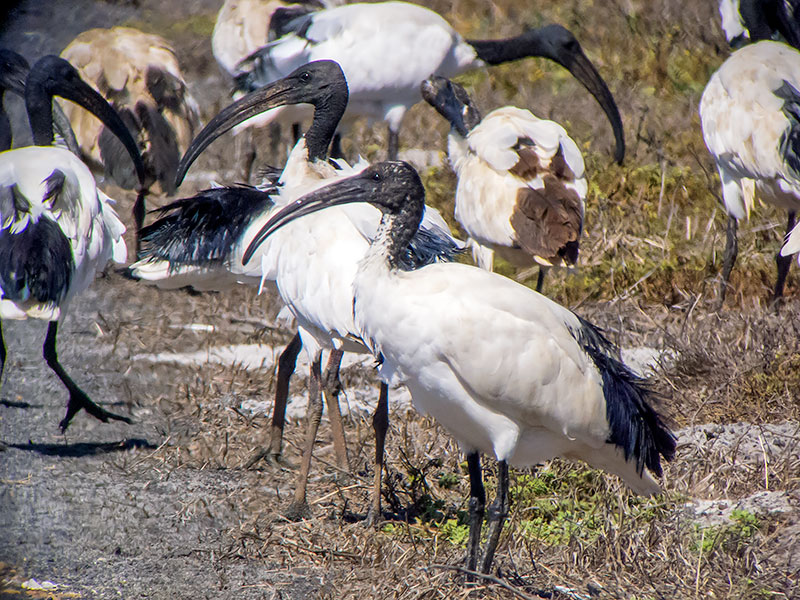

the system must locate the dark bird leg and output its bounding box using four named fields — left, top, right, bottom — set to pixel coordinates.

left=321, top=348, right=349, bottom=471
left=284, top=355, right=323, bottom=521
left=387, top=126, right=399, bottom=161
left=480, top=460, right=510, bottom=574
left=365, top=382, right=389, bottom=527
left=330, top=133, right=345, bottom=160
left=773, top=211, right=796, bottom=303
left=0, top=319, right=6, bottom=382
left=246, top=331, right=302, bottom=469
left=465, top=451, right=486, bottom=577
left=291, top=123, right=303, bottom=144
left=43, top=321, right=132, bottom=432
left=717, top=215, right=739, bottom=309
left=535, top=266, right=547, bottom=294
left=132, top=189, right=148, bottom=257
